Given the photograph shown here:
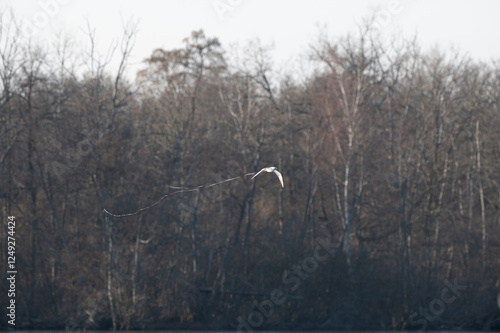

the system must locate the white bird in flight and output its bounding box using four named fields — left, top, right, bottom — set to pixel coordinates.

left=250, top=167, right=284, bottom=188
